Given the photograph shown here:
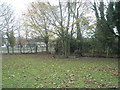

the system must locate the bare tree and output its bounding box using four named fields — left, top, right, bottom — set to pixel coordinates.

left=47, top=0, right=89, bottom=57
left=24, top=2, right=53, bottom=52
left=0, top=3, right=16, bottom=53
